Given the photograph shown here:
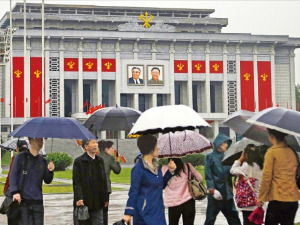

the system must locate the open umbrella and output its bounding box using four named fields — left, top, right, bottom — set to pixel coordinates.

left=223, top=110, right=270, bottom=145
left=158, top=130, right=212, bottom=158
left=247, top=107, right=300, bottom=137
left=9, top=117, right=95, bottom=140
left=84, top=105, right=141, bottom=132
left=222, top=138, right=260, bottom=166
left=0, top=138, right=29, bottom=151
left=129, top=105, right=210, bottom=135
